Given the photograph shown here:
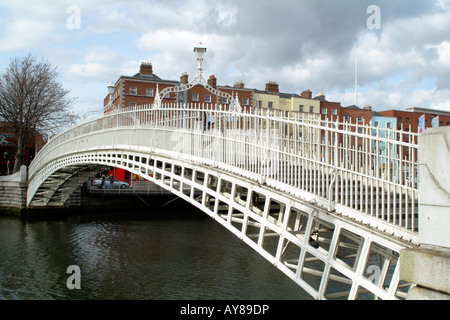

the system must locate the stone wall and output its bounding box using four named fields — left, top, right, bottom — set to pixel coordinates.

left=0, top=165, right=28, bottom=214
